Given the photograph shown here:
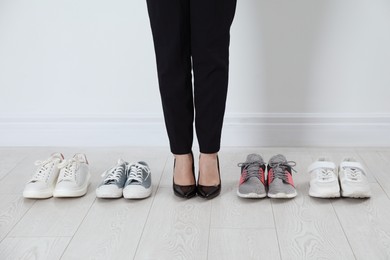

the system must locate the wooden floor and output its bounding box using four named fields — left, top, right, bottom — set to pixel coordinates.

left=1, top=147, right=390, bottom=260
